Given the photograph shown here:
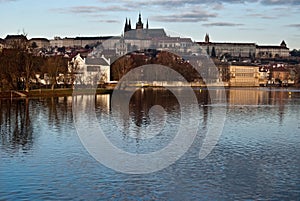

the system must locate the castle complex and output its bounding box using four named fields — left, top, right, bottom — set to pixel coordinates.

left=0, top=13, right=291, bottom=59
left=198, top=33, right=290, bottom=59
left=0, top=13, right=298, bottom=88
